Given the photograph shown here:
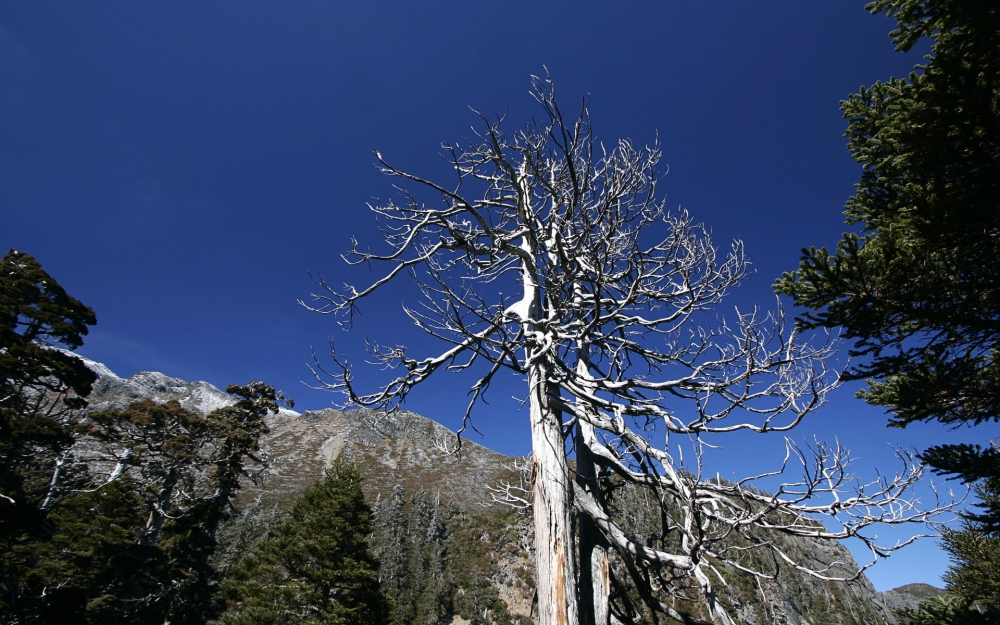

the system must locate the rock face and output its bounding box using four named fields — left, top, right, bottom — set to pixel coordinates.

left=78, top=357, right=900, bottom=625
left=245, top=406, right=519, bottom=511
